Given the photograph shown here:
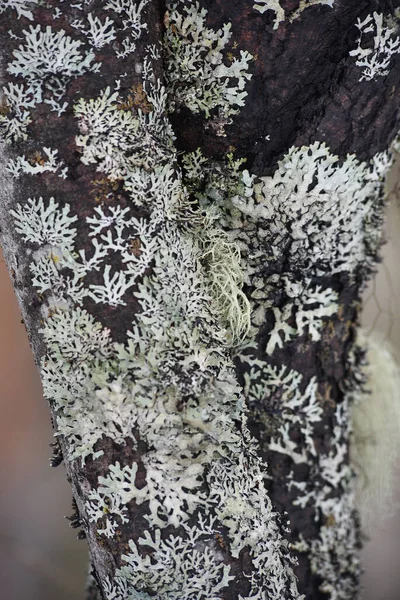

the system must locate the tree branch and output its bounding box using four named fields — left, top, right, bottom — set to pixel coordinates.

left=0, top=1, right=399, bottom=598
